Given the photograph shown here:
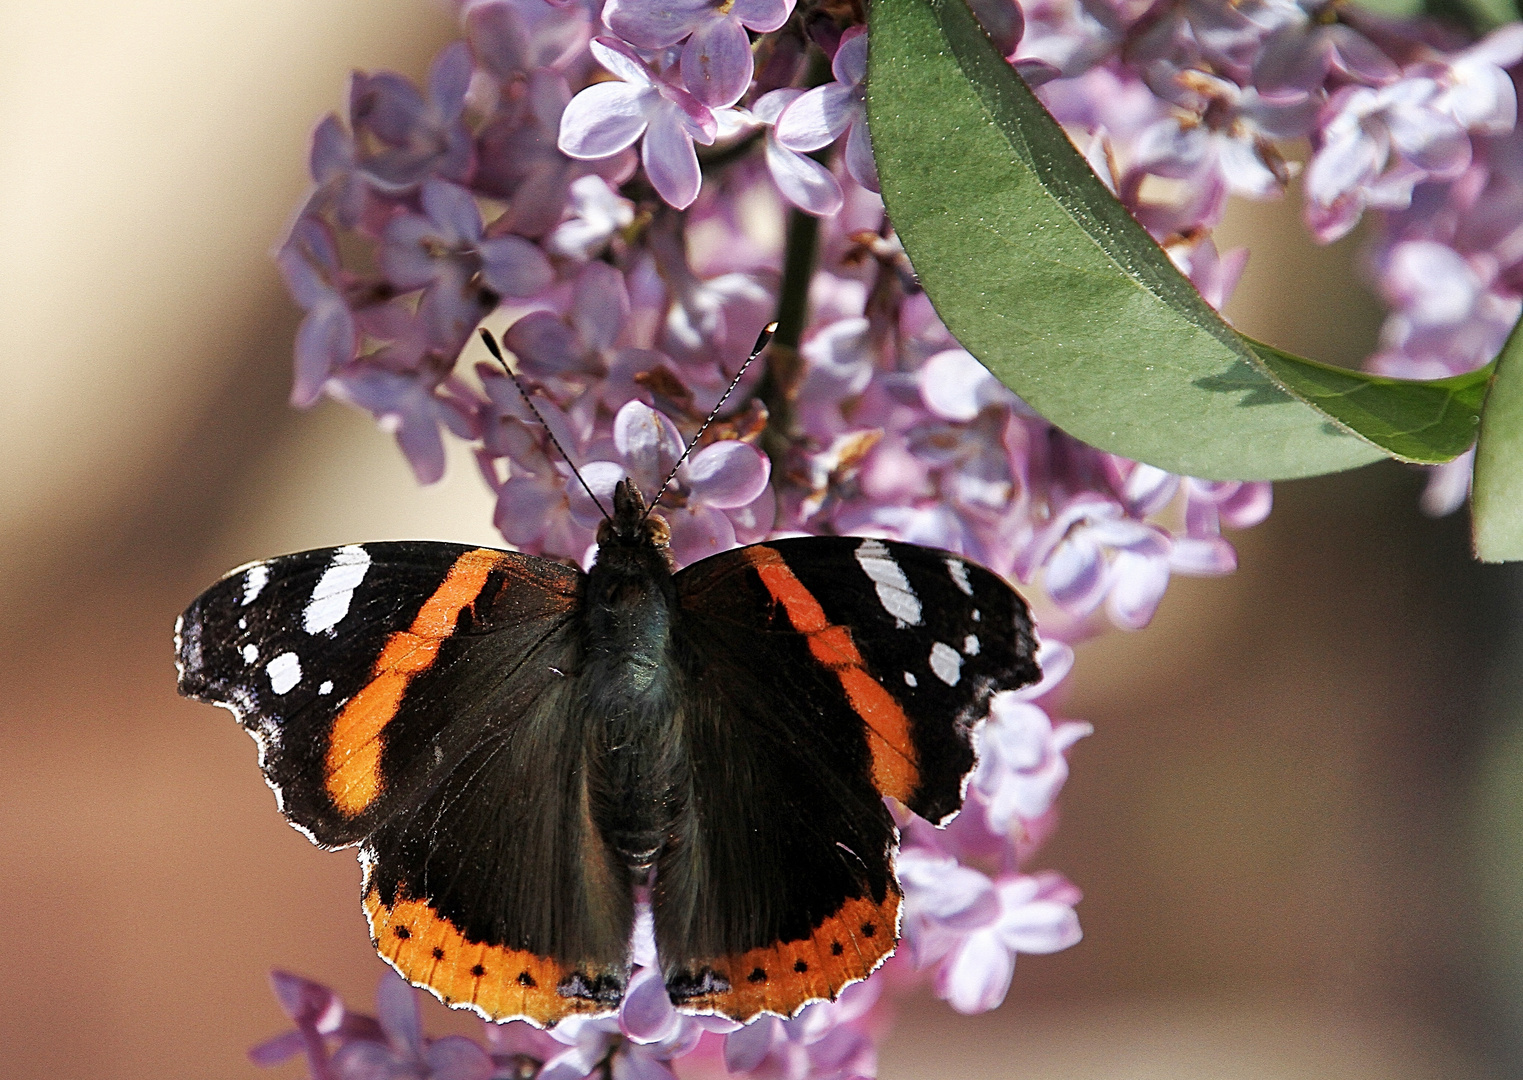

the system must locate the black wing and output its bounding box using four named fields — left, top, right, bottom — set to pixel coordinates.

left=175, top=541, right=633, bottom=1024
left=656, top=536, right=1039, bottom=1019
